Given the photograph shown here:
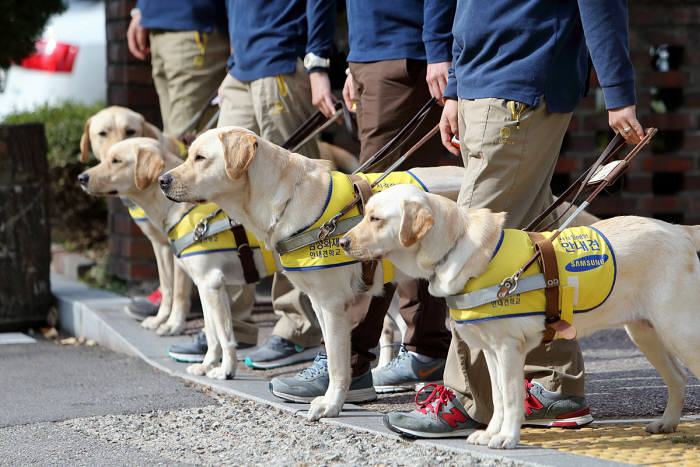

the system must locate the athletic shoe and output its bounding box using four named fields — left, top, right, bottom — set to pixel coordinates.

left=523, top=380, right=593, bottom=428
left=372, top=345, right=445, bottom=393
left=383, top=384, right=483, bottom=438
left=244, top=335, right=320, bottom=369
left=269, top=352, right=377, bottom=403
left=124, top=289, right=161, bottom=321
left=167, top=331, right=255, bottom=363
